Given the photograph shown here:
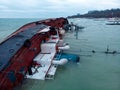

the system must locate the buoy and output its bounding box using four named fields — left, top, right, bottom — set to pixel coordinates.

left=52, top=58, right=68, bottom=65
left=59, top=29, right=65, bottom=35
left=58, top=45, right=70, bottom=50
